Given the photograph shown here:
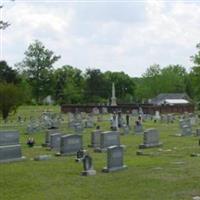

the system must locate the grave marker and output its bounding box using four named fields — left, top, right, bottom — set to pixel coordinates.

left=102, top=145, right=127, bottom=172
